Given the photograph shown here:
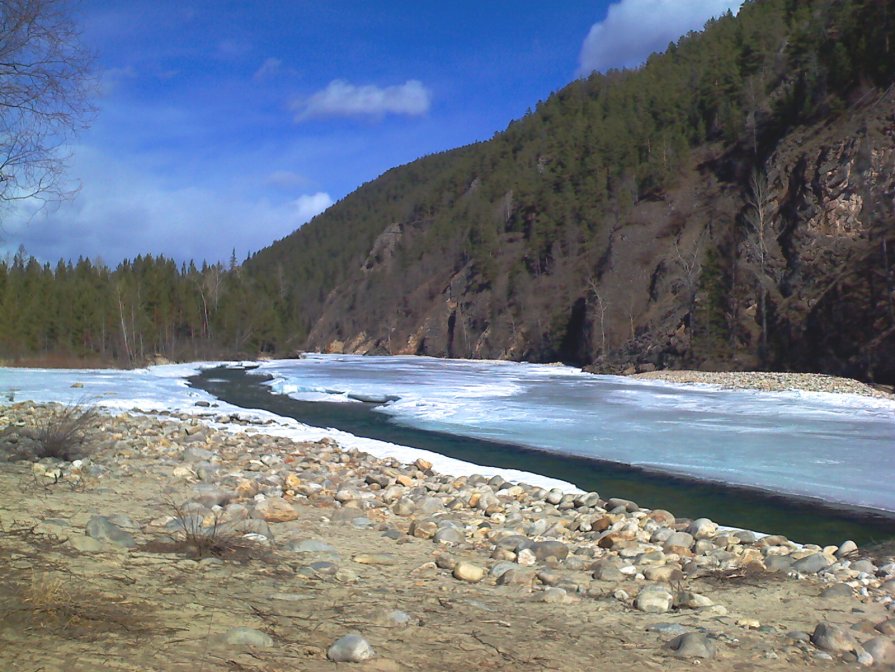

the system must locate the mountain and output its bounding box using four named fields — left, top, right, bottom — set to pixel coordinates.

left=246, top=0, right=895, bottom=384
